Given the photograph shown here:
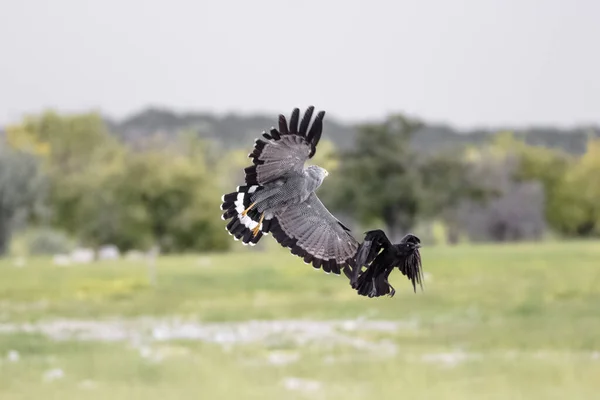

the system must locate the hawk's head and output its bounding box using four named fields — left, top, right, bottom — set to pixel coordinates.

left=306, top=165, right=329, bottom=184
